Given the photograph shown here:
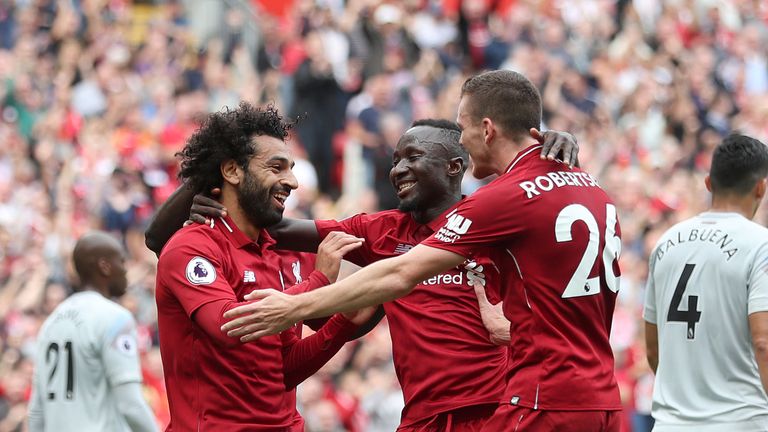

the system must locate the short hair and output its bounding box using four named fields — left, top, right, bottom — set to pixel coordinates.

left=177, top=102, right=292, bottom=193
left=710, top=134, right=768, bottom=195
left=410, top=119, right=468, bottom=163
left=460, top=70, right=542, bottom=137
